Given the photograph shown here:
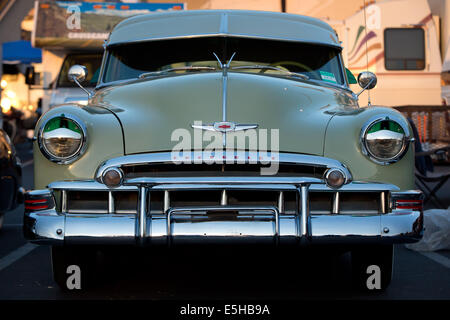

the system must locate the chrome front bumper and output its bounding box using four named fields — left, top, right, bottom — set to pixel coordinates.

left=24, top=177, right=424, bottom=246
